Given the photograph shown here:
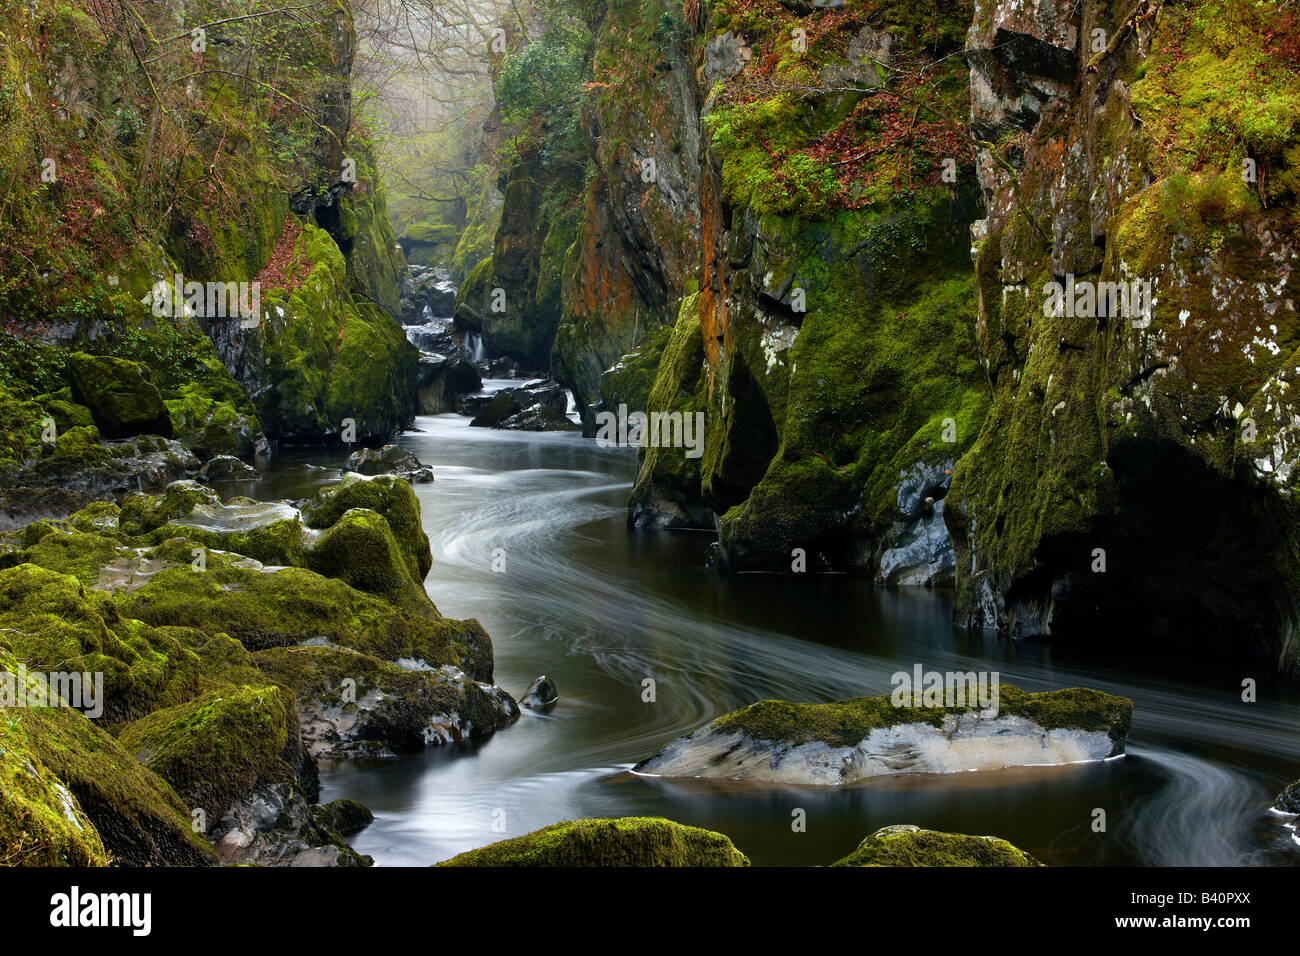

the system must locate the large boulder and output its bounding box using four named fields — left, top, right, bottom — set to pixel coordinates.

left=116, top=686, right=303, bottom=822
left=302, top=473, right=433, bottom=586
left=0, top=673, right=110, bottom=866
left=255, top=644, right=518, bottom=757
left=634, top=685, right=1133, bottom=785
left=832, top=825, right=1042, bottom=867
left=66, top=352, right=172, bottom=439
left=437, top=818, right=750, bottom=867
left=345, top=444, right=434, bottom=483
